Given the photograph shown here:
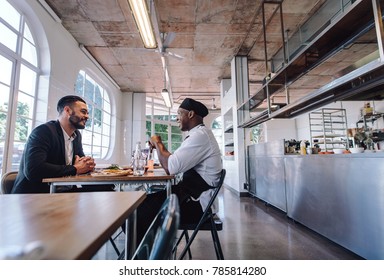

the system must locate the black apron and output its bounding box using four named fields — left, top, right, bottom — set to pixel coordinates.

left=172, top=168, right=213, bottom=204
